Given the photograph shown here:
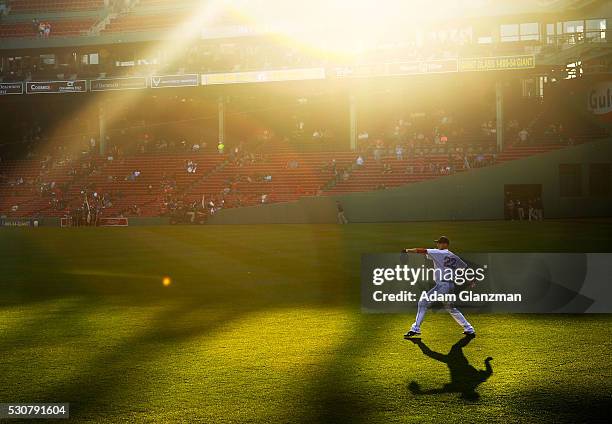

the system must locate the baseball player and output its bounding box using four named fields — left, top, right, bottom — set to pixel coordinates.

left=402, top=236, right=475, bottom=338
